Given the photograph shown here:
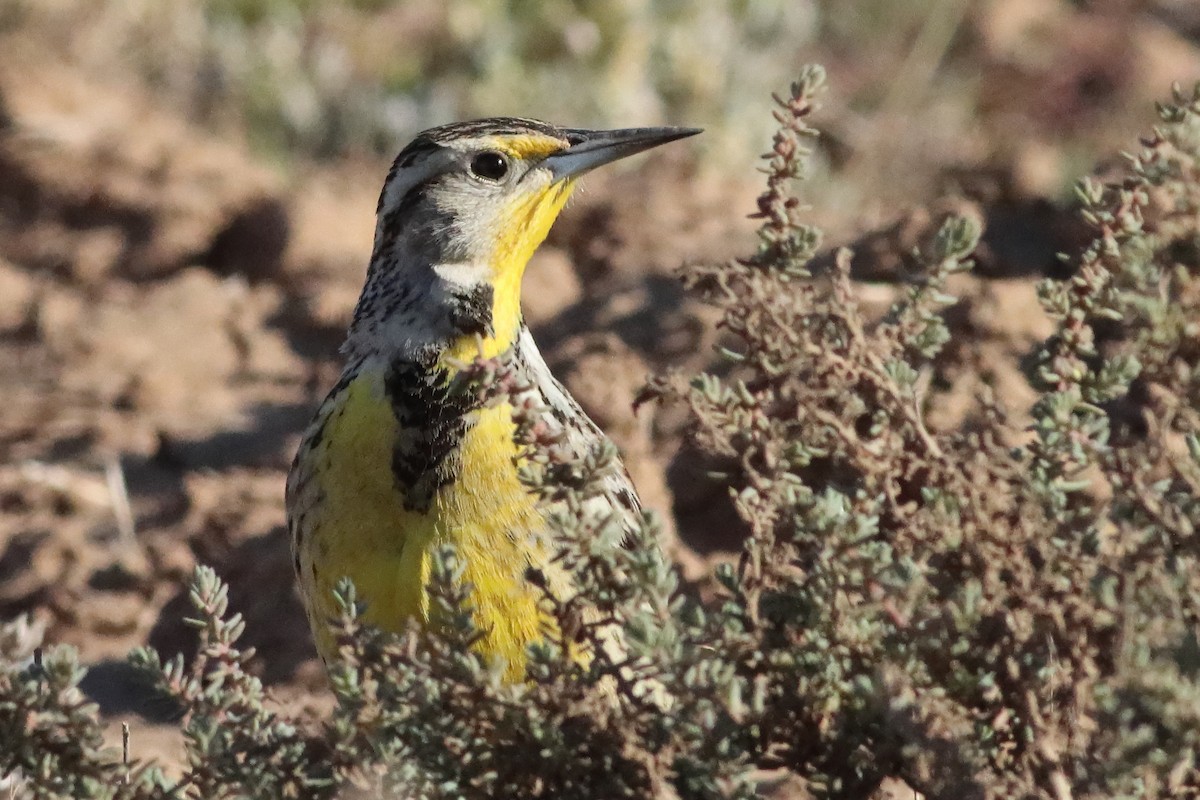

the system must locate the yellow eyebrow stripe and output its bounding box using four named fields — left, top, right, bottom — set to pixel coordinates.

left=495, top=134, right=565, bottom=160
